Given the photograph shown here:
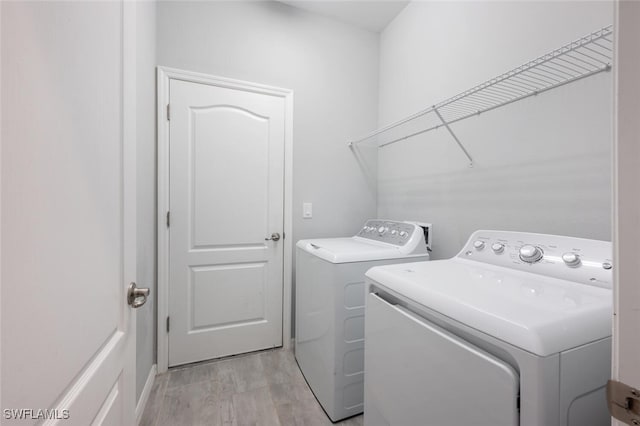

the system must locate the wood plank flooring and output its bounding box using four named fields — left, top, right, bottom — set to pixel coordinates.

left=140, top=348, right=364, bottom=426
